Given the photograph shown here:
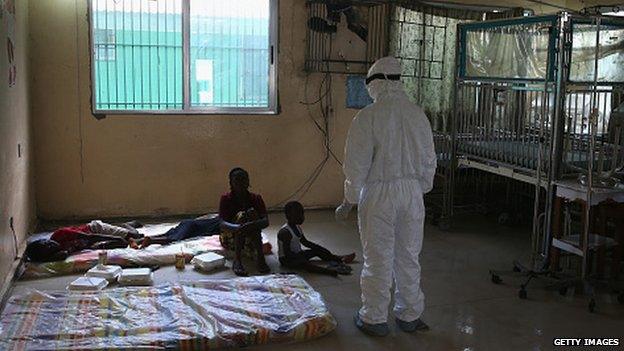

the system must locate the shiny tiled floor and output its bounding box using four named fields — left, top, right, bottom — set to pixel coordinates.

left=10, top=210, right=624, bottom=350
